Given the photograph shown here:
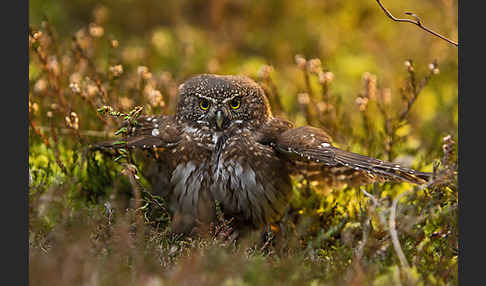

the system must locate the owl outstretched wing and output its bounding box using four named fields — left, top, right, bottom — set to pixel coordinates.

left=91, top=115, right=183, bottom=151
left=259, top=119, right=431, bottom=186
